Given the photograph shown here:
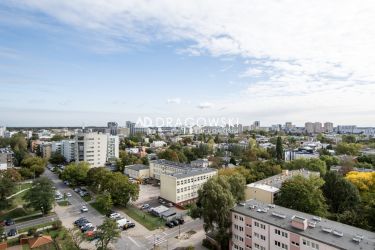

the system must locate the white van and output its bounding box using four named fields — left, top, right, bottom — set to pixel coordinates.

left=116, top=218, right=128, bottom=228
